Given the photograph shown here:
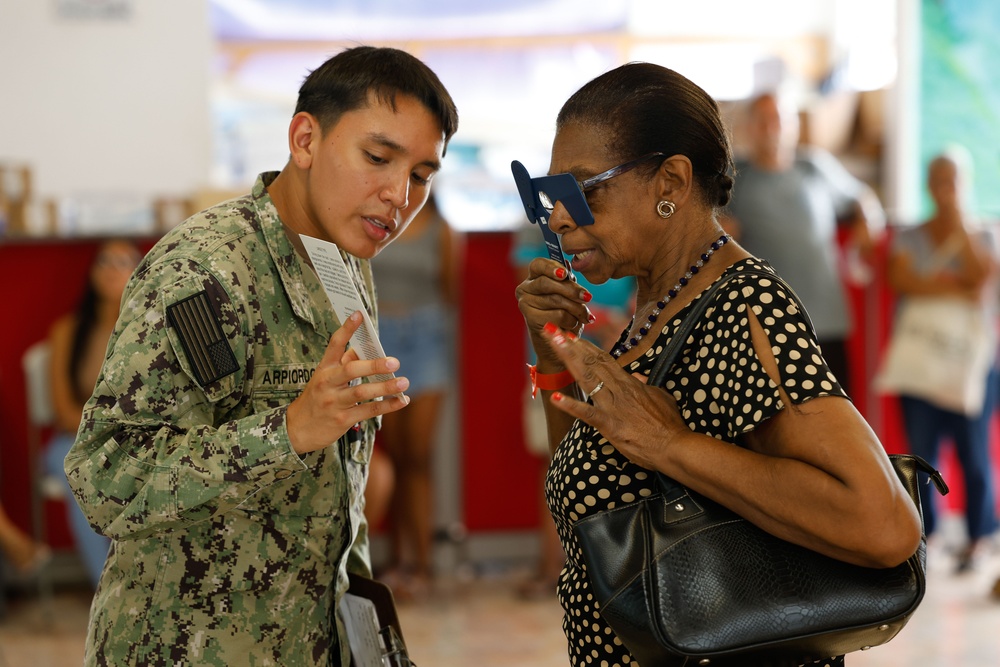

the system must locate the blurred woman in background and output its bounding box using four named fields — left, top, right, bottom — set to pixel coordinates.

left=0, top=502, right=48, bottom=577
left=373, top=194, right=461, bottom=599
left=44, top=238, right=141, bottom=587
